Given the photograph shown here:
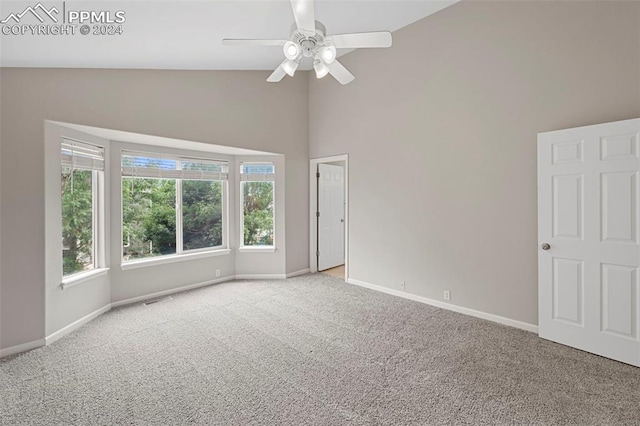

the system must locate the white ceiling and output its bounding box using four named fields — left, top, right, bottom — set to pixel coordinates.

left=0, top=0, right=458, bottom=70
